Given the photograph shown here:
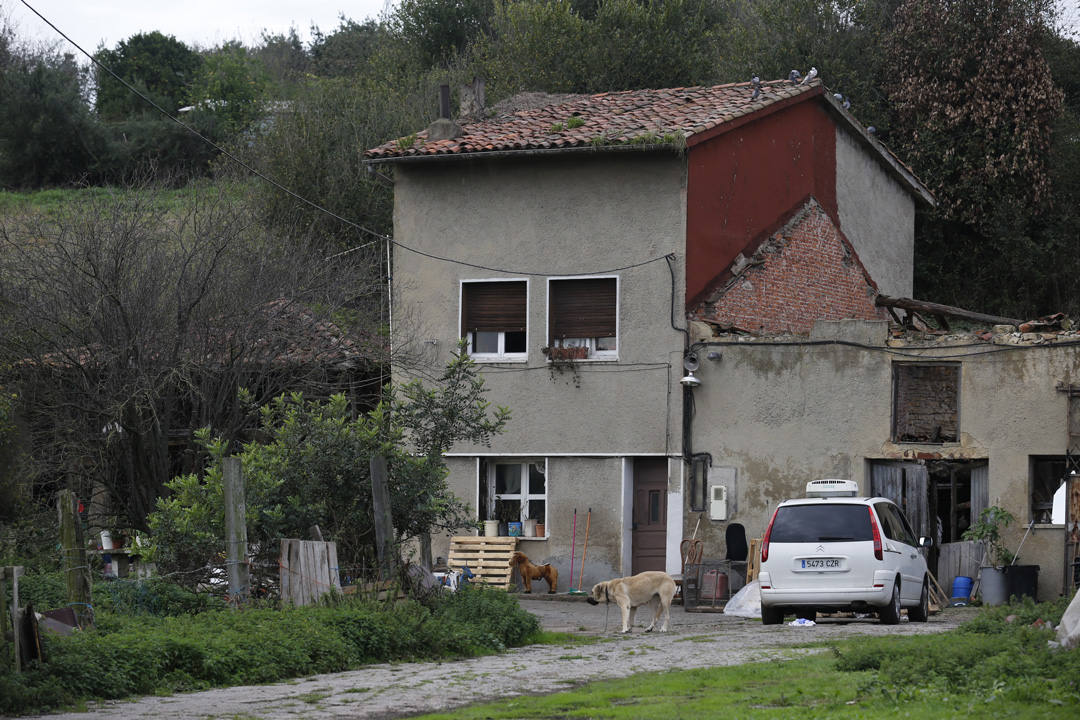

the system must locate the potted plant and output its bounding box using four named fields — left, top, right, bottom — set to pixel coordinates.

left=962, top=505, right=1015, bottom=605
